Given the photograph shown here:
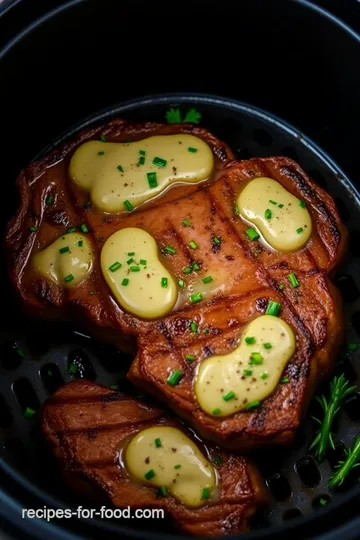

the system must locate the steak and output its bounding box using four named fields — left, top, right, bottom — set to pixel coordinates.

left=41, top=380, right=268, bottom=536
left=6, top=118, right=346, bottom=450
